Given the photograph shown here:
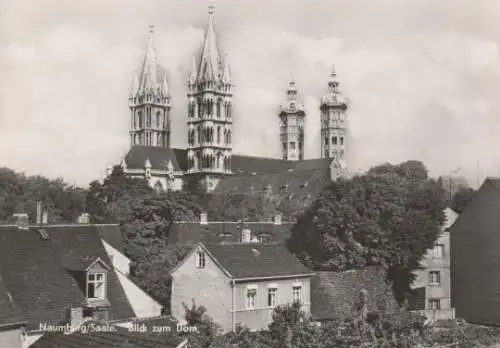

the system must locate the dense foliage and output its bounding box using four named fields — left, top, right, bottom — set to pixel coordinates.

left=287, top=160, right=447, bottom=303
left=0, top=167, right=87, bottom=223
left=450, top=187, right=476, bottom=214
